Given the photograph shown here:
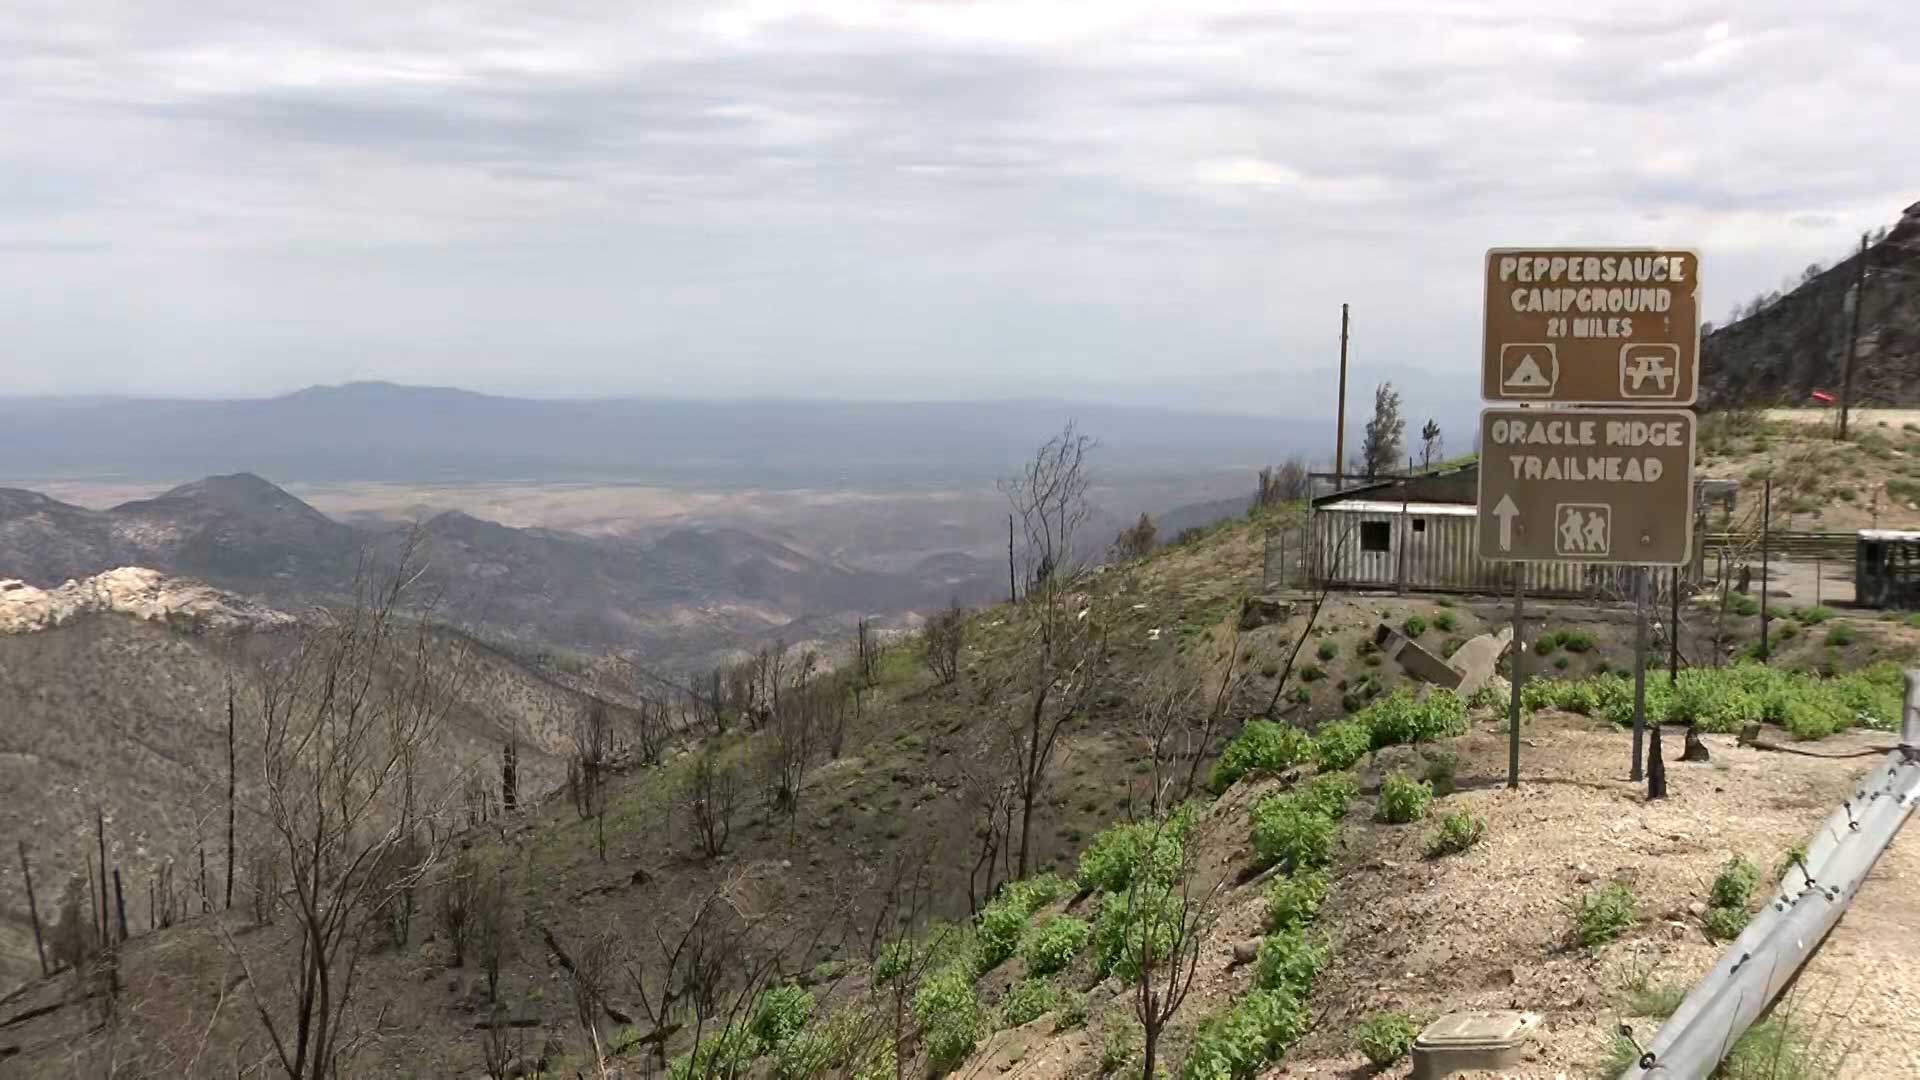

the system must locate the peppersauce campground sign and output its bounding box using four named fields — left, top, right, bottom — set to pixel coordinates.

left=1476, top=408, right=1696, bottom=566
left=1482, top=249, right=1700, bottom=405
